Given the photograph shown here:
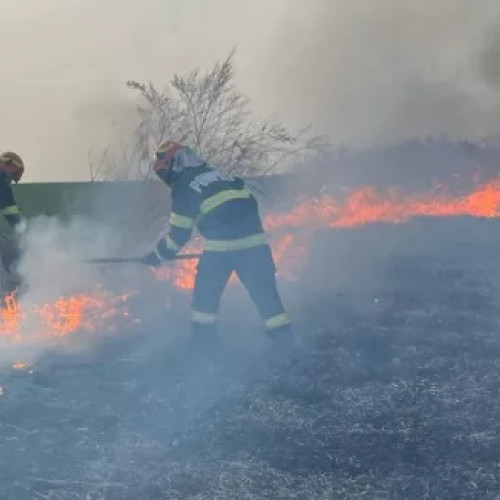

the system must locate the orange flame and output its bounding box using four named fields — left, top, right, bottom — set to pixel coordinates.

left=2, top=177, right=500, bottom=347
left=264, top=179, right=500, bottom=230
left=0, top=293, right=23, bottom=340
left=0, top=290, right=134, bottom=342
left=152, top=239, right=203, bottom=290
left=157, top=178, right=500, bottom=289
left=153, top=258, right=198, bottom=290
